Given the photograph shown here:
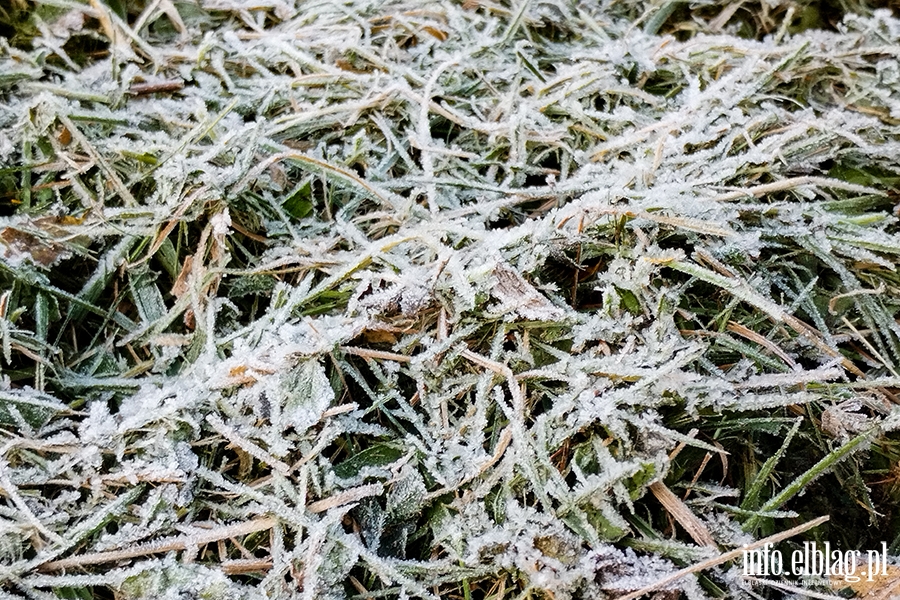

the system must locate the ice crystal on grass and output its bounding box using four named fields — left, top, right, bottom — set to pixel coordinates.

left=1, top=0, right=900, bottom=598
left=117, top=558, right=267, bottom=600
